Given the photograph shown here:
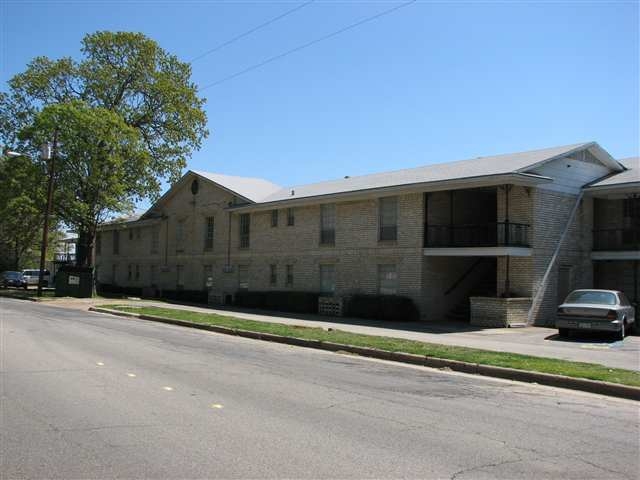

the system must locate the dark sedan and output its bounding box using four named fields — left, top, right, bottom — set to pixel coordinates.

left=1, top=271, right=28, bottom=289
